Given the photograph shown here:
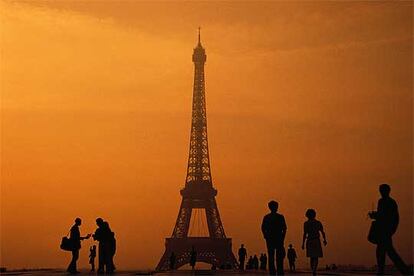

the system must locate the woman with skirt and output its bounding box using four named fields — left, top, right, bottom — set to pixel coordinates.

left=301, top=209, right=327, bottom=275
